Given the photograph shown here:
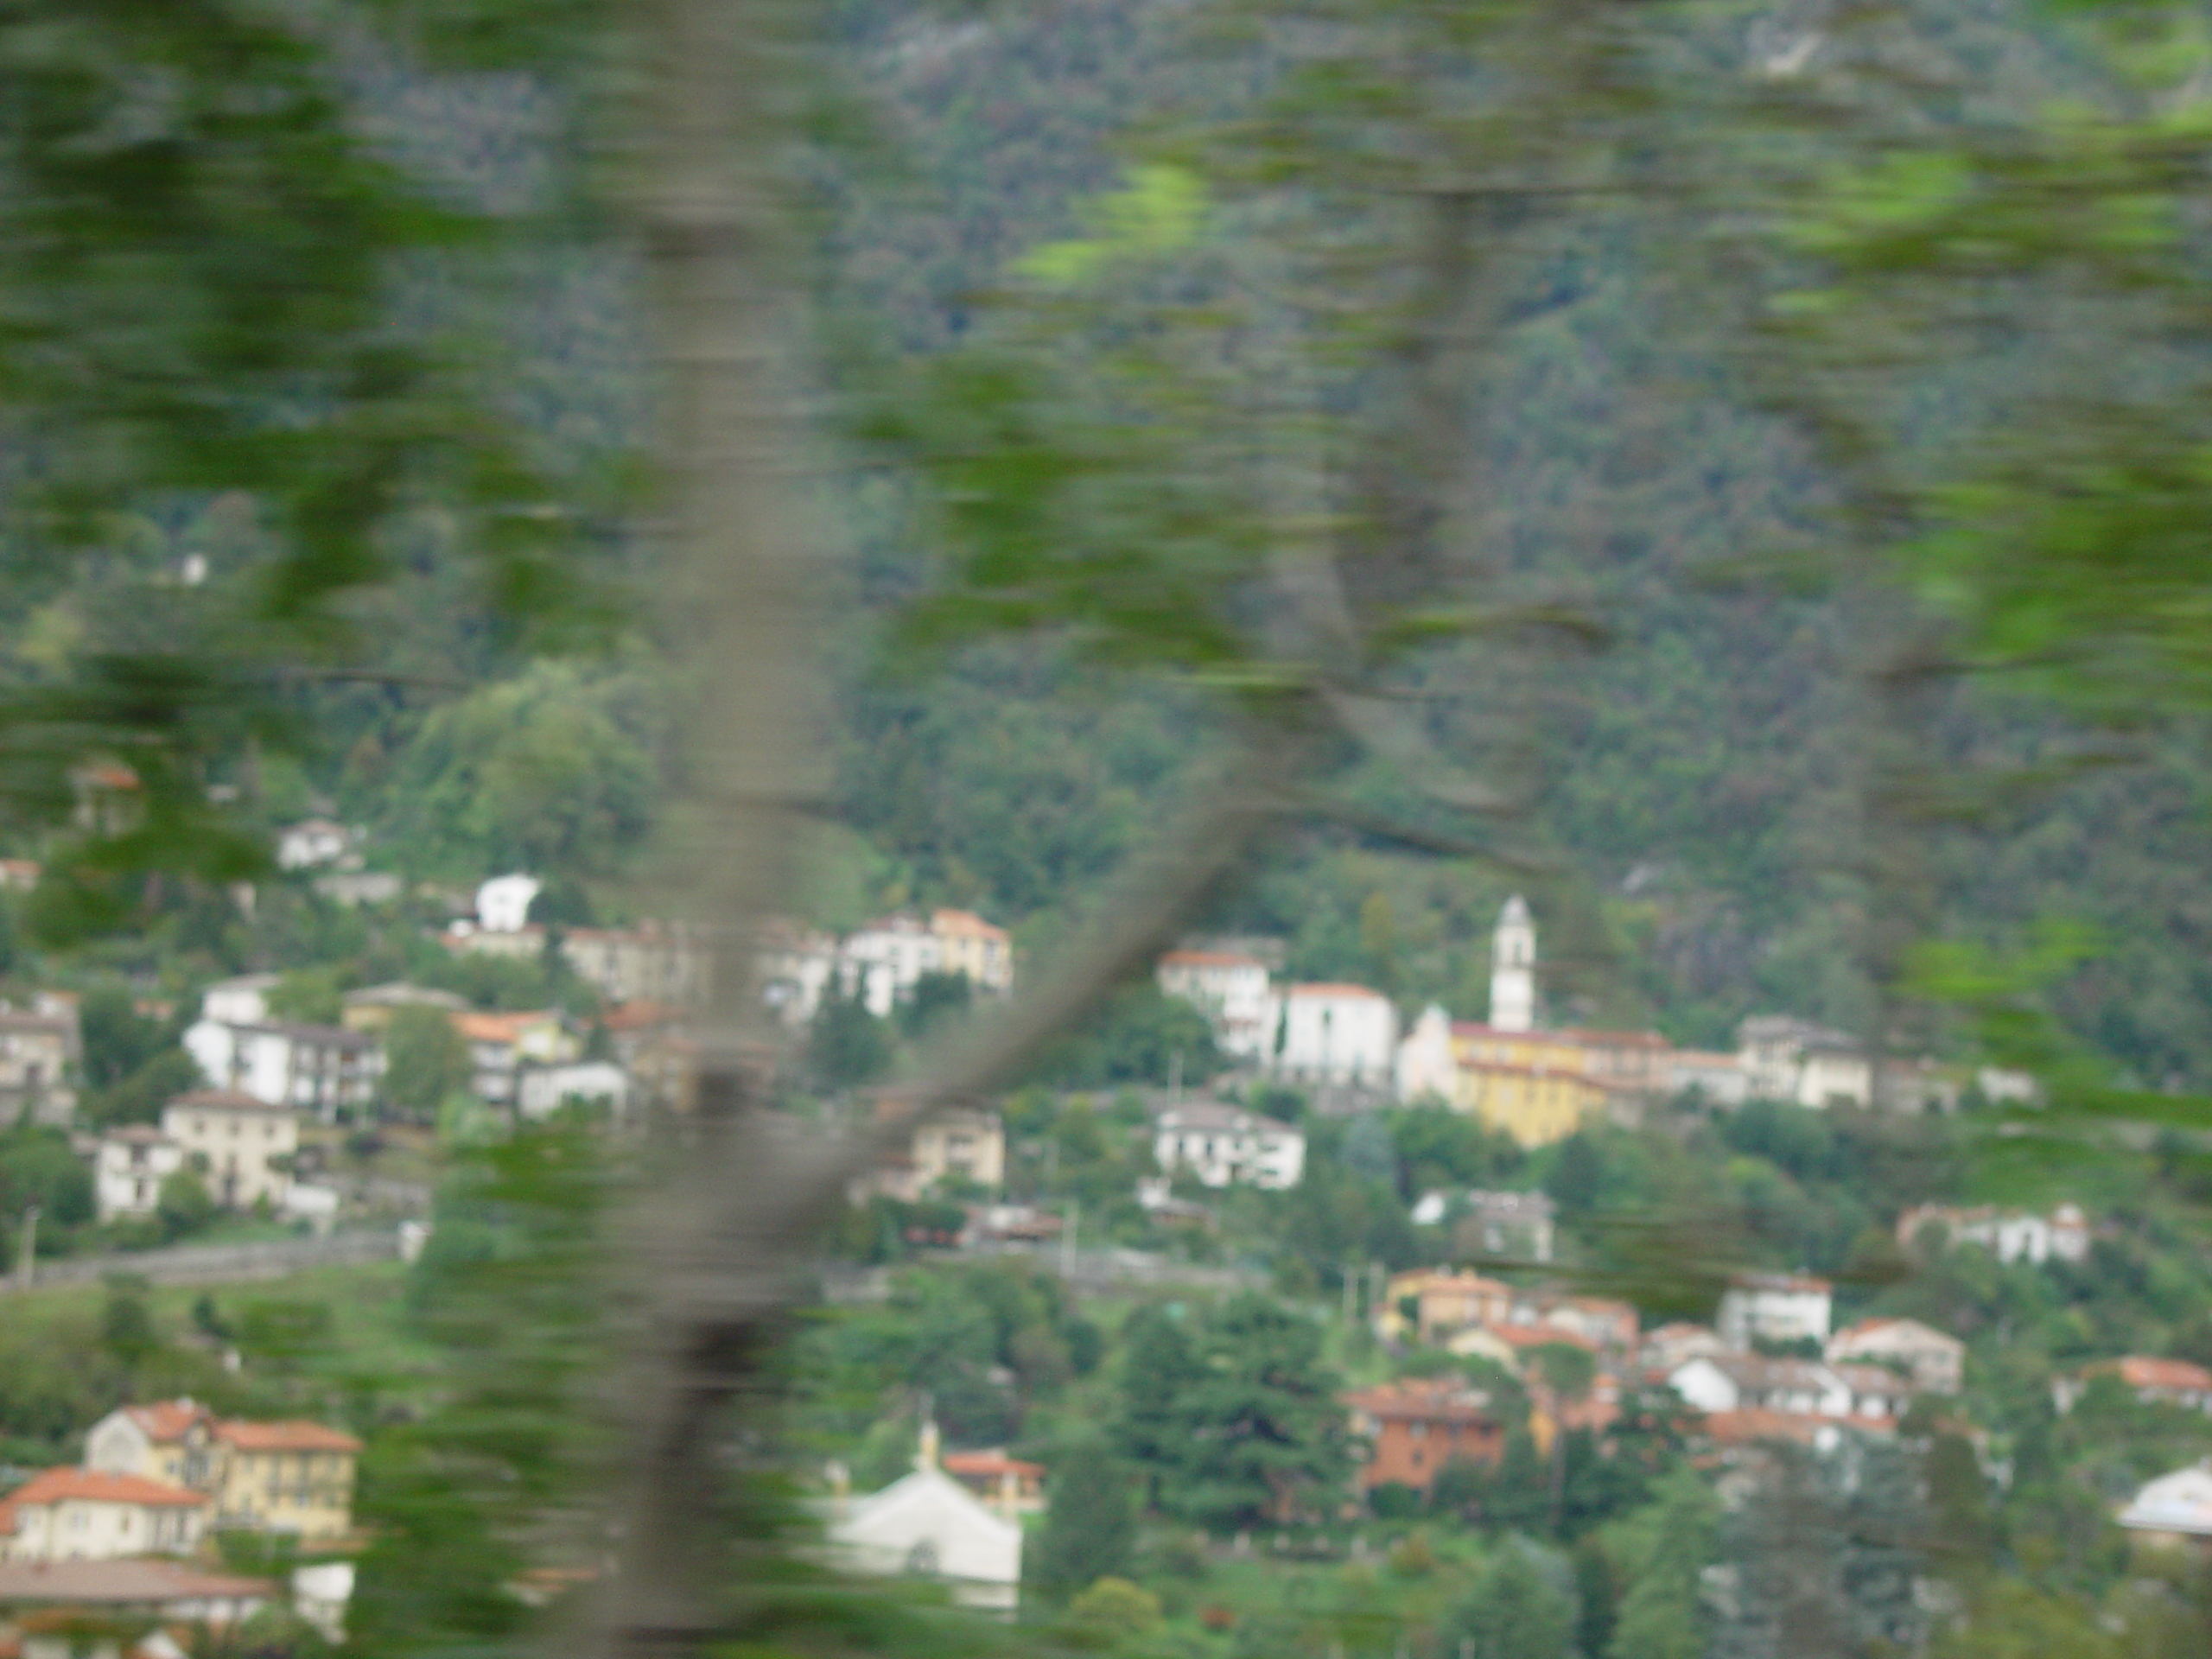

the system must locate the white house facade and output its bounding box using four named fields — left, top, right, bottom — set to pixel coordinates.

left=1271, top=984, right=1396, bottom=1084
left=1153, top=1102, right=1305, bottom=1190
left=158, top=1091, right=297, bottom=1211
left=1157, top=950, right=1275, bottom=1061
left=1717, top=1273, right=1833, bottom=1349
left=0, top=1470, right=208, bottom=1562
left=826, top=1429, right=1022, bottom=1611
left=1826, top=1316, right=1965, bottom=1394
left=93, top=1128, right=188, bottom=1224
